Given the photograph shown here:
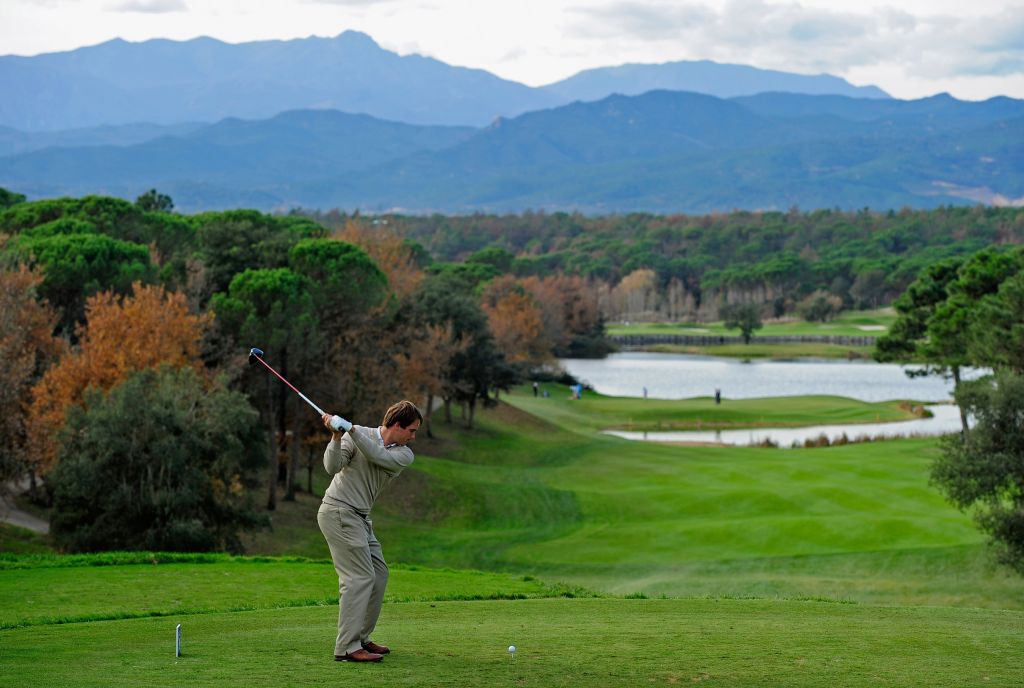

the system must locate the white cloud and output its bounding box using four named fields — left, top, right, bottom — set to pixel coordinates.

left=300, top=0, right=399, bottom=5
left=109, top=0, right=187, bottom=13
left=564, top=0, right=1024, bottom=84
